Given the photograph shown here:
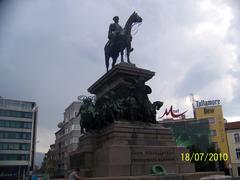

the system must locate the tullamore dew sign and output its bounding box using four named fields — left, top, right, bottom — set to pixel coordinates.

left=195, top=100, right=221, bottom=108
